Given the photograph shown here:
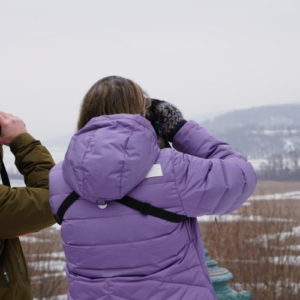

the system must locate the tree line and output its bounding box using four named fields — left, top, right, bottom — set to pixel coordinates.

left=259, top=150, right=300, bottom=181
